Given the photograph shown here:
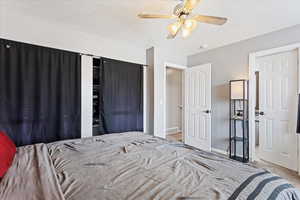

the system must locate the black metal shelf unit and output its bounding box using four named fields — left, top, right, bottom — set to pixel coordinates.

left=229, top=80, right=249, bottom=163
left=93, top=58, right=101, bottom=136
